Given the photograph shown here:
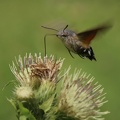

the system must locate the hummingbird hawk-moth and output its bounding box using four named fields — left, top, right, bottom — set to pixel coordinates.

left=41, top=23, right=111, bottom=61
